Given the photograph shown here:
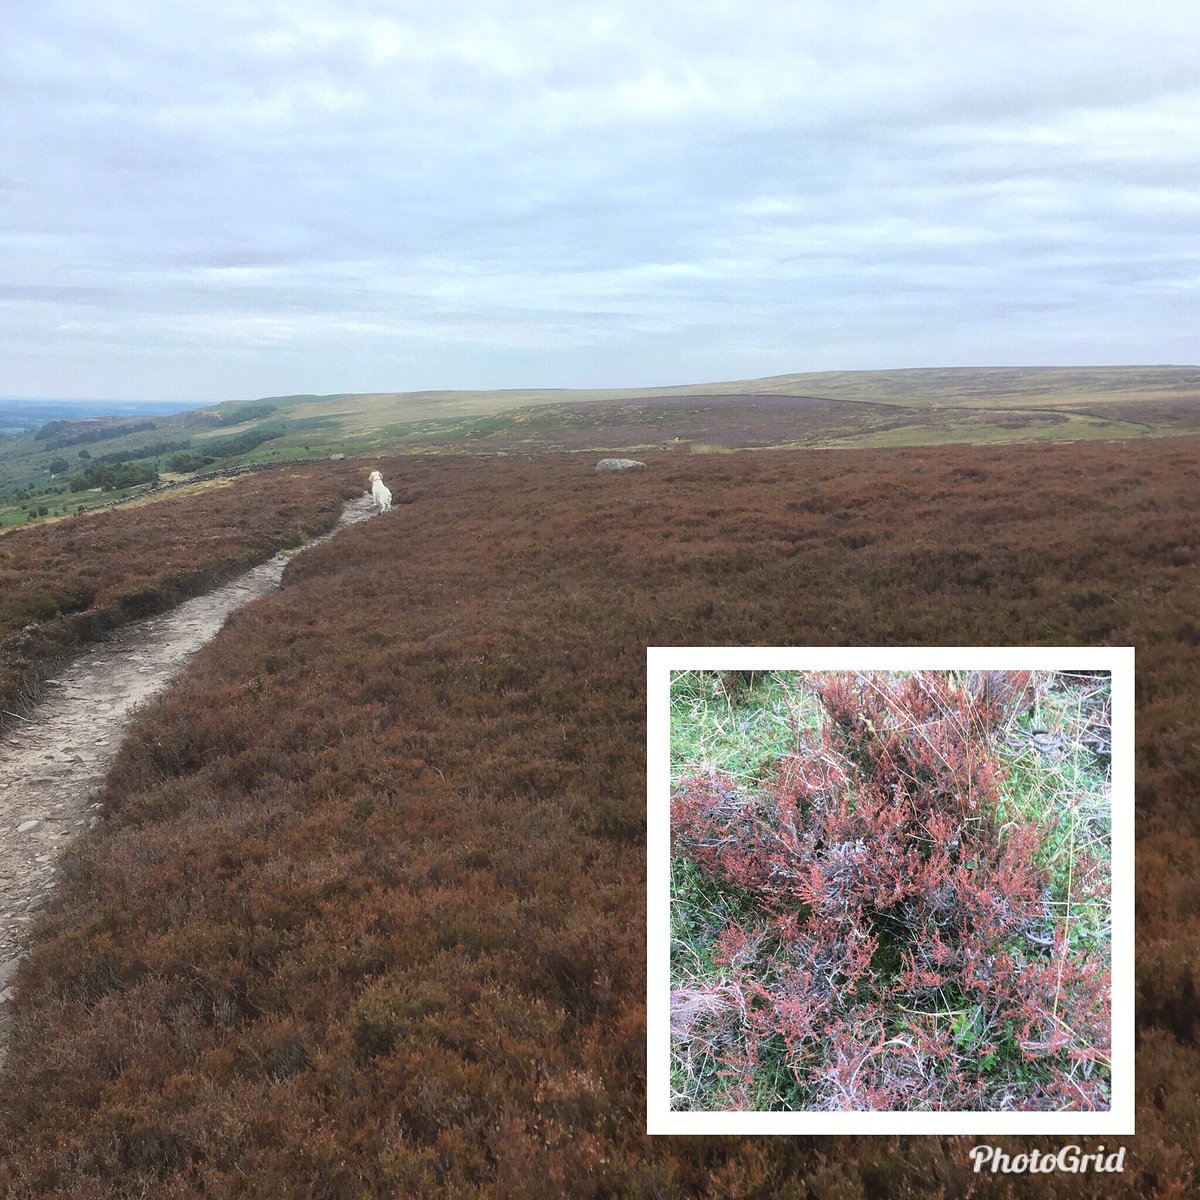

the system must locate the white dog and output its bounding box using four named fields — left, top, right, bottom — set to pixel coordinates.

left=368, top=469, right=392, bottom=513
